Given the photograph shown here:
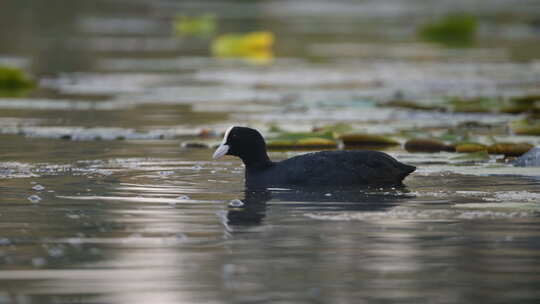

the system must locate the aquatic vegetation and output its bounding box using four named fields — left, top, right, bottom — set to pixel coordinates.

left=340, top=133, right=399, bottom=147
left=487, top=142, right=533, bottom=156
left=265, top=125, right=400, bottom=150
left=211, top=31, right=274, bottom=64
left=510, top=118, right=540, bottom=135
left=382, top=99, right=445, bottom=111
left=455, top=142, right=487, bottom=153
left=448, top=97, right=504, bottom=113
left=313, top=123, right=353, bottom=134
left=451, top=151, right=490, bottom=161
left=381, top=95, right=540, bottom=116
left=267, top=138, right=338, bottom=150
left=0, top=66, right=34, bottom=96
left=267, top=130, right=337, bottom=150
left=404, top=138, right=454, bottom=153
left=173, top=14, right=216, bottom=37
left=418, top=14, right=477, bottom=47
